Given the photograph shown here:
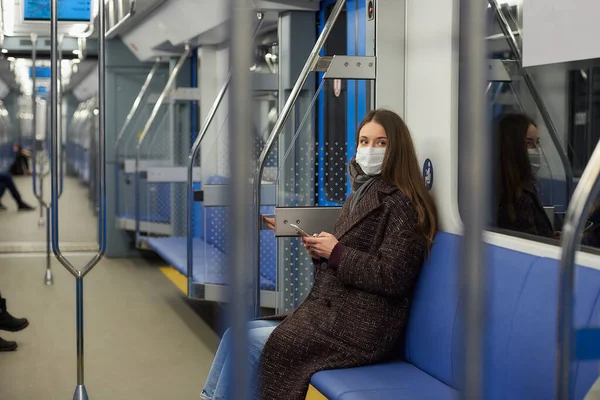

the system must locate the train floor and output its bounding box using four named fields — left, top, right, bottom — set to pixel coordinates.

left=0, top=175, right=98, bottom=252
left=0, top=176, right=220, bottom=399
